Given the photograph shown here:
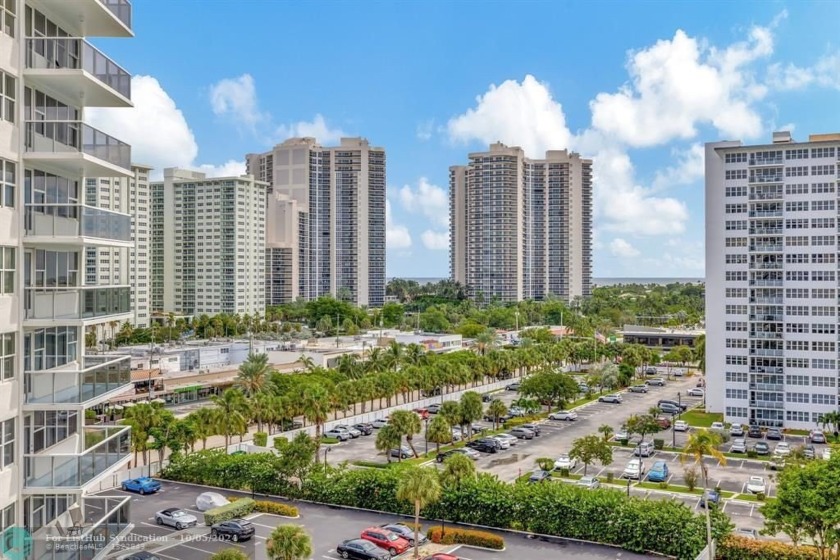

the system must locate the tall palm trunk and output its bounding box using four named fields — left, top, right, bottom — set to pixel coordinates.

left=702, top=465, right=713, bottom=557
